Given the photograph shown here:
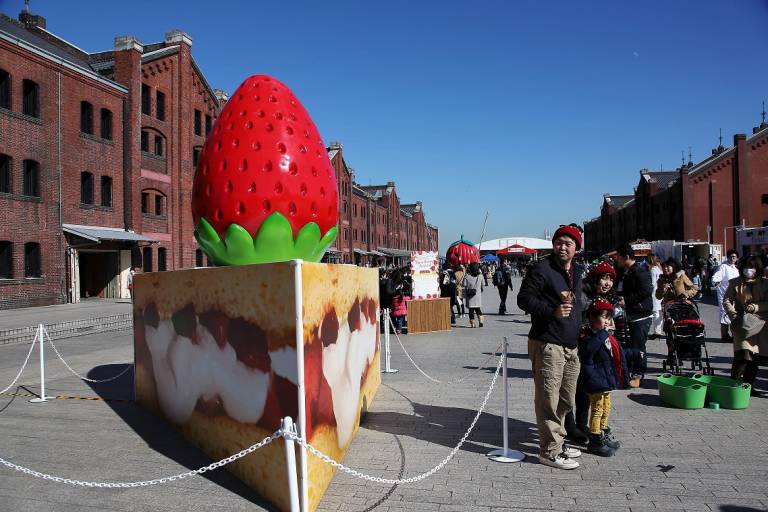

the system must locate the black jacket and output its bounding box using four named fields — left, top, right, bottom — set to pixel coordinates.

left=517, top=256, right=584, bottom=347
left=619, top=262, right=654, bottom=321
